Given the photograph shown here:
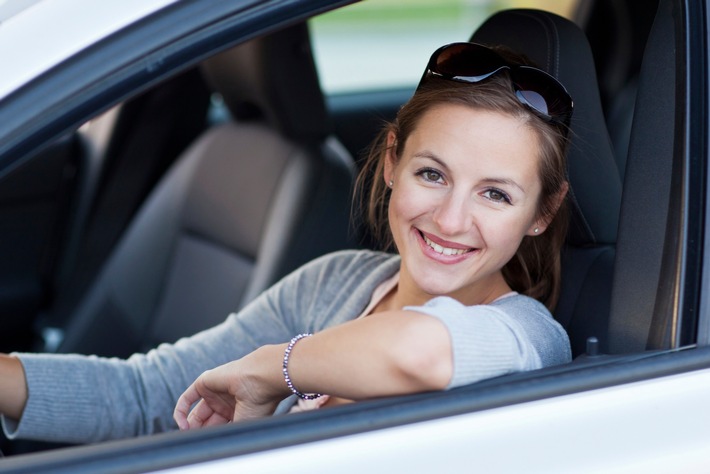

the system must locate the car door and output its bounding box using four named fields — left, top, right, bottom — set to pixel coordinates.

left=0, top=0, right=709, bottom=472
